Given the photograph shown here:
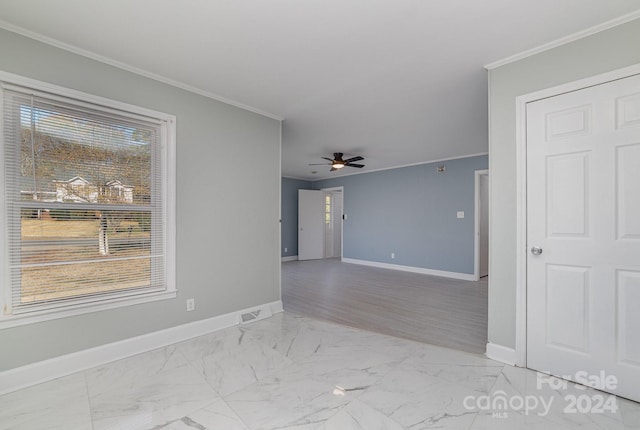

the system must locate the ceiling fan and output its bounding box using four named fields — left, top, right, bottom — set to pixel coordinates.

left=309, top=152, right=365, bottom=171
